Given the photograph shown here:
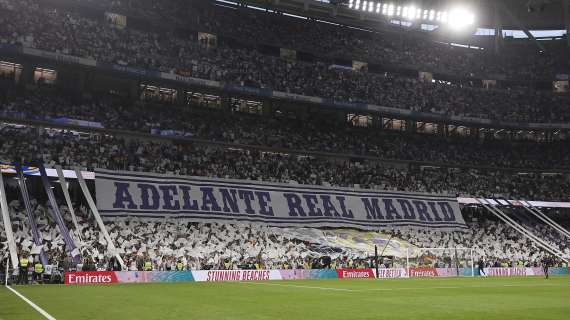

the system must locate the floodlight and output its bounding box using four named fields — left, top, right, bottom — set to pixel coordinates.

left=448, top=7, right=474, bottom=30
left=441, top=11, right=448, bottom=23
left=387, top=4, right=394, bottom=16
